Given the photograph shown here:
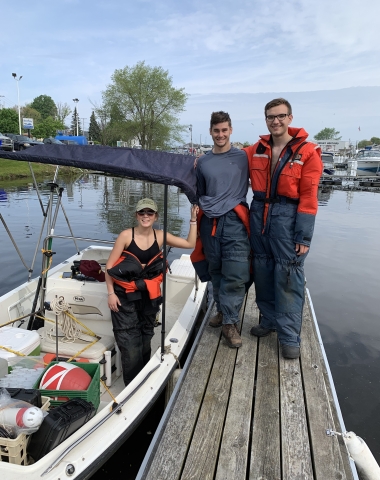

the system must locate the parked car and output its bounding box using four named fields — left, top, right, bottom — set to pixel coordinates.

left=4, top=134, right=43, bottom=151
left=43, top=137, right=64, bottom=145
left=0, top=132, right=13, bottom=151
